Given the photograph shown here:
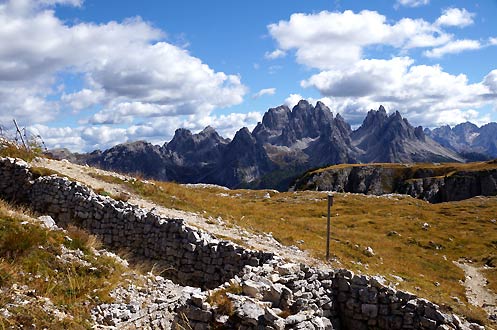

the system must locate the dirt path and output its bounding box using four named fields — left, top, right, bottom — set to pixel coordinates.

left=32, top=158, right=330, bottom=269
left=454, top=261, right=497, bottom=321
